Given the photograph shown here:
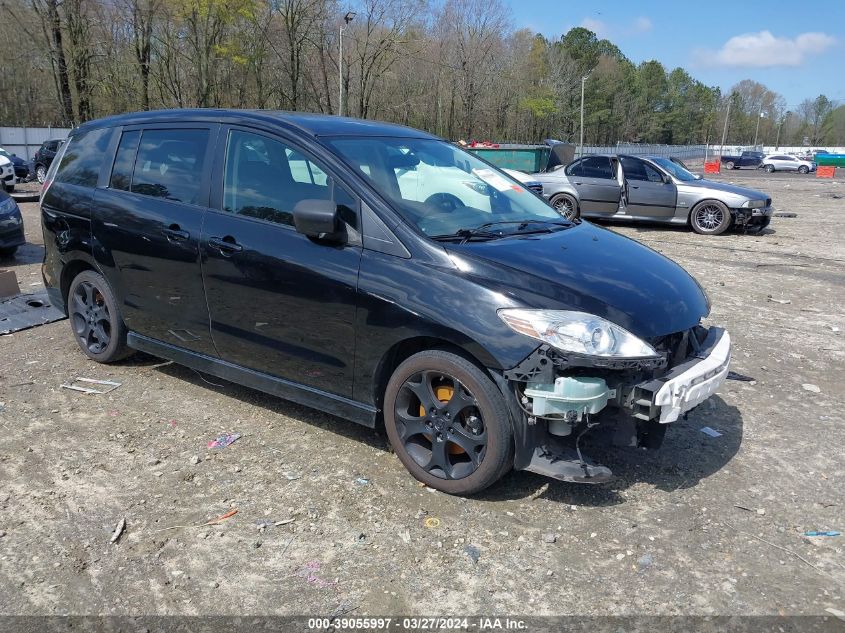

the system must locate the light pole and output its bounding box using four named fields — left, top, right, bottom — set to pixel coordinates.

left=720, top=95, right=732, bottom=155
left=753, top=110, right=764, bottom=147
left=579, top=74, right=589, bottom=158
left=775, top=111, right=791, bottom=149
left=338, top=11, right=356, bottom=116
